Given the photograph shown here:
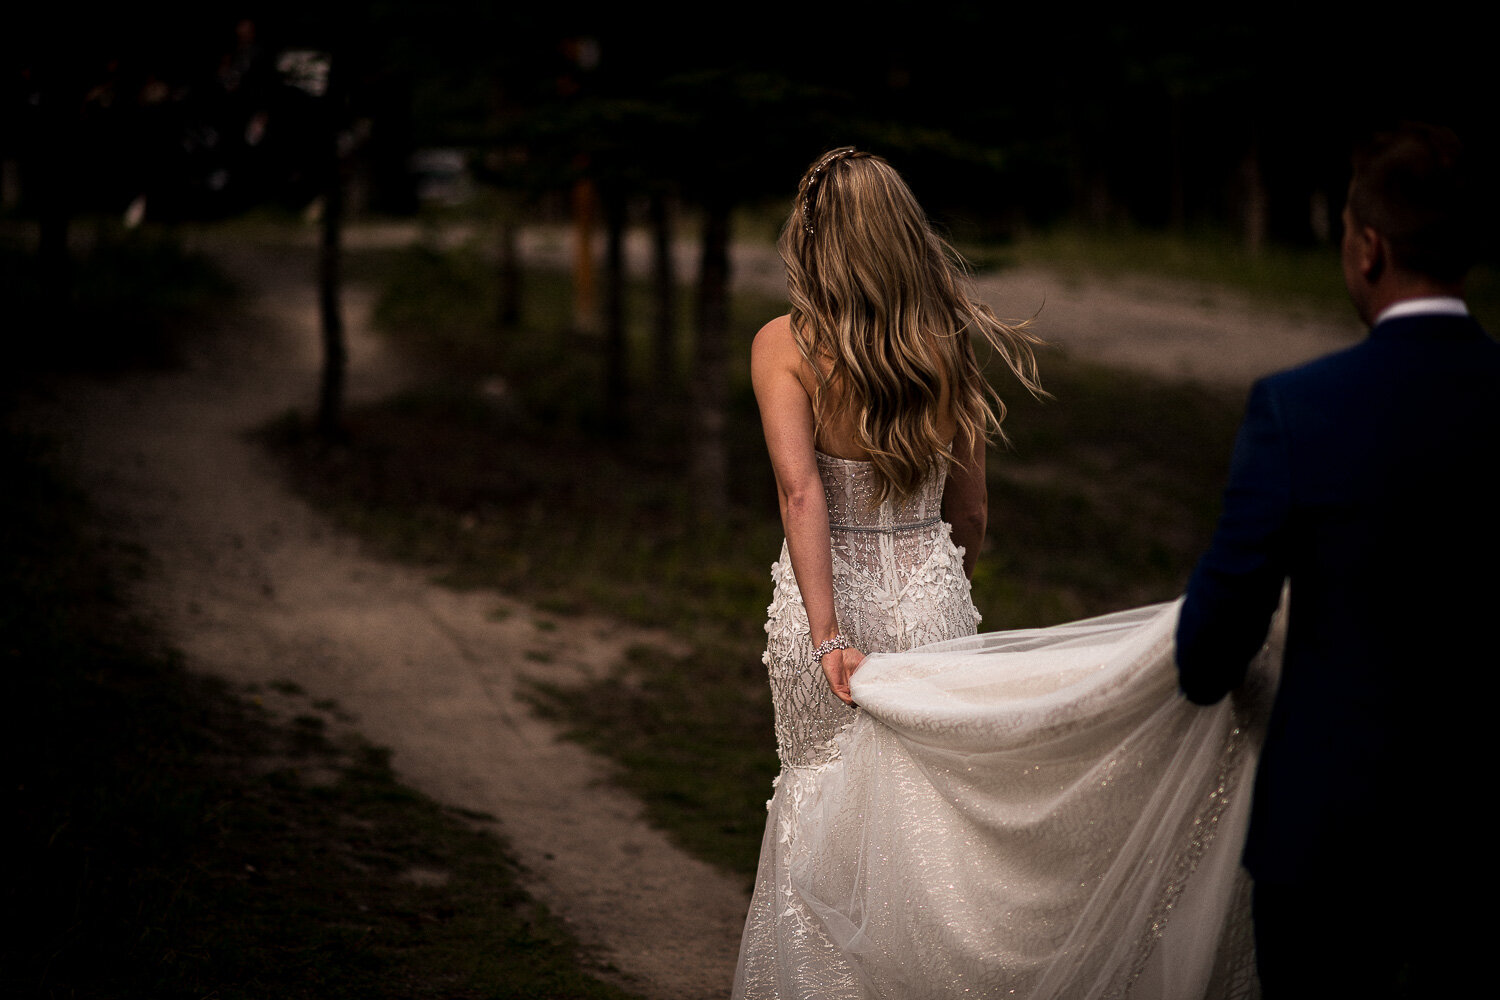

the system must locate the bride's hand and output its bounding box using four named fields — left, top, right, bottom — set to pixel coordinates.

left=822, top=647, right=867, bottom=706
